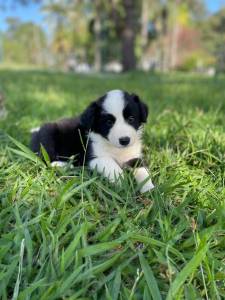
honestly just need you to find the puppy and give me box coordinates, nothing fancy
[31,90,154,193]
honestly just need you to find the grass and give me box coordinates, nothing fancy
[0,69,225,299]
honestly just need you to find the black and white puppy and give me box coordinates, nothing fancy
[31,90,154,193]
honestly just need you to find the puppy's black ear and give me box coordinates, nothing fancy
[80,101,98,130]
[132,94,149,123]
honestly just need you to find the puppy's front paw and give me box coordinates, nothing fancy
[134,167,155,193]
[140,179,155,193]
[108,168,124,183]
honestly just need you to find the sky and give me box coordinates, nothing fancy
[0,2,44,32]
[206,0,225,12]
[0,0,224,32]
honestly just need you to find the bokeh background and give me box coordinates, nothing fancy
[0,0,225,74]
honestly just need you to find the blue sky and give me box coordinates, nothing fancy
[0,2,44,32]
[206,0,225,12]
[0,0,224,32]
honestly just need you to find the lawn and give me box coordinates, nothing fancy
[0,69,225,299]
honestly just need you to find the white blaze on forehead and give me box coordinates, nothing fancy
[103,90,125,116]
[101,89,139,149]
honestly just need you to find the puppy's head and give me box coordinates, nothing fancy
[80,90,148,148]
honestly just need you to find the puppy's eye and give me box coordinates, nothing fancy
[106,119,113,126]
[127,116,135,124]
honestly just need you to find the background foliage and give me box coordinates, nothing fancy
[0,0,225,72]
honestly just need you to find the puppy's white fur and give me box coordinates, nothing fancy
[30,127,40,133]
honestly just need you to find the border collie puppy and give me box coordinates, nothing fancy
[31,90,154,193]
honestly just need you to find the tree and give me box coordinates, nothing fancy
[3,18,47,65]
[140,0,153,69]
[151,0,206,71]
[92,0,102,71]
[170,0,205,69]
[42,2,70,66]
[43,0,94,67]
[120,0,139,71]
[202,8,225,72]
[109,0,141,71]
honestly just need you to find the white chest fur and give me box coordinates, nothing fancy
[89,132,142,166]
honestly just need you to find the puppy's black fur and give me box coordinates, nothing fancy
[31,117,88,165]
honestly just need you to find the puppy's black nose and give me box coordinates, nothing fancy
[119,136,130,146]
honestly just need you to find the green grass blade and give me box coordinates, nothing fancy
[56,264,85,297]
[75,252,122,284]
[94,218,121,242]
[166,239,209,300]
[111,269,121,300]
[78,240,122,257]
[139,252,162,300]
[132,233,185,261]
[40,144,50,165]
[17,279,46,300]
[63,223,87,269]
[59,177,96,205]
[8,135,44,165]
[12,239,25,300]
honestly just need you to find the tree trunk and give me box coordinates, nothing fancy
[121,0,137,71]
[94,0,102,72]
[170,0,180,69]
[160,6,169,72]
[0,32,3,63]
[140,0,150,70]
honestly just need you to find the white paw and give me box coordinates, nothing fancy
[108,168,124,183]
[89,158,123,183]
[51,161,67,168]
[134,167,155,193]
[140,180,155,193]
